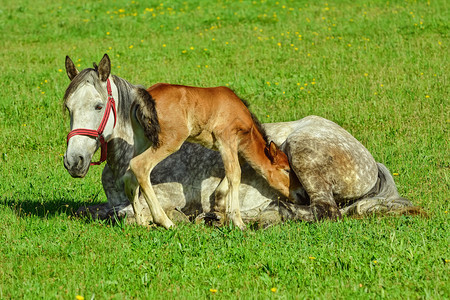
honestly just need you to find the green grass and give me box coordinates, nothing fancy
[0,0,448,298]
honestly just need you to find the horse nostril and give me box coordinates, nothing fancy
[77,155,84,168]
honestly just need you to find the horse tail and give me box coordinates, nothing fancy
[341,163,426,217]
[134,88,160,148]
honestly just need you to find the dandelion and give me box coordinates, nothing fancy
[300,87,304,90]
[309,256,315,260]
[425,95,430,98]
[75,296,84,300]
[347,43,352,47]
[163,44,166,47]
[364,73,368,77]
[271,287,277,292]
[58,69,62,72]
[210,289,217,293]
[106,32,110,35]
[129,45,134,49]
[393,173,399,176]
[373,260,378,264]
[190,46,194,50]
[181,50,187,54]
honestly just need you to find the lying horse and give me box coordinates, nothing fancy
[64,54,292,229]
[63,56,415,226]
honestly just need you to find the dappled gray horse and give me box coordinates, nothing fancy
[63,56,414,226]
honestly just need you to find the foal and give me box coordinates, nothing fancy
[128,85,292,230]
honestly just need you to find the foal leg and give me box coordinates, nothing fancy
[214,177,228,212]
[217,143,246,230]
[123,170,149,226]
[129,141,184,229]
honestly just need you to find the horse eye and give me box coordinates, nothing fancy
[95,104,103,111]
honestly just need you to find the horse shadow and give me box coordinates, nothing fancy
[1,197,104,220]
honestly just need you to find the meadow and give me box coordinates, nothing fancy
[0,0,448,298]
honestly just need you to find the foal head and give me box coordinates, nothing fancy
[264,141,292,197]
[63,54,116,177]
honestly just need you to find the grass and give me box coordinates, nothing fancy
[0,0,448,298]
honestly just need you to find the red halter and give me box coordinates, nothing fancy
[66,78,117,165]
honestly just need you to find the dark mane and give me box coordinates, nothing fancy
[239,98,270,146]
[134,88,161,148]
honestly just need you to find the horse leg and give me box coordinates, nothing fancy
[308,190,342,221]
[123,169,150,226]
[214,177,228,212]
[217,143,246,230]
[295,171,342,221]
[129,139,186,229]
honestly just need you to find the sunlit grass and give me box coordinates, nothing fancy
[0,0,448,298]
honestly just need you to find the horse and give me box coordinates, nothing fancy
[63,54,293,230]
[63,55,417,227]
[73,117,416,227]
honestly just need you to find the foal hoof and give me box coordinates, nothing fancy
[195,212,225,227]
[311,202,342,221]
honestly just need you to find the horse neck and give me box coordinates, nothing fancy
[106,76,139,178]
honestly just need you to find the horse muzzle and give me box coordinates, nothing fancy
[63,153,91,178]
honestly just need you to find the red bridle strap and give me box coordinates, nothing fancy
[66,78,117,165]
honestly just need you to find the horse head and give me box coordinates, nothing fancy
[63,54,117,178]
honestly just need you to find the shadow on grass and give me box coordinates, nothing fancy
[0,197,105,220]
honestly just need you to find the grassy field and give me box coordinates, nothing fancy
[0,0,448,298]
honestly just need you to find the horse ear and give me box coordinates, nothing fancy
[97,54,111,82]
[265,141,279,164]
[65,56,79,81]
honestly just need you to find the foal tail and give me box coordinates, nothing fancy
[341,163,426,217]
[134,88,161,148]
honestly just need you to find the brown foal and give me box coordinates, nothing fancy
[128,82,292,229]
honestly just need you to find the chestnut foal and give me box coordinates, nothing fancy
[127,81,292,229]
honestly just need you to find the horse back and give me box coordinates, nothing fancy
[147,83,255,140]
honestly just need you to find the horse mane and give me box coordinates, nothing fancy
[239,98,270,146]
[134,88,161,148]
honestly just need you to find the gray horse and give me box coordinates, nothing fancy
[63,56,415,227]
